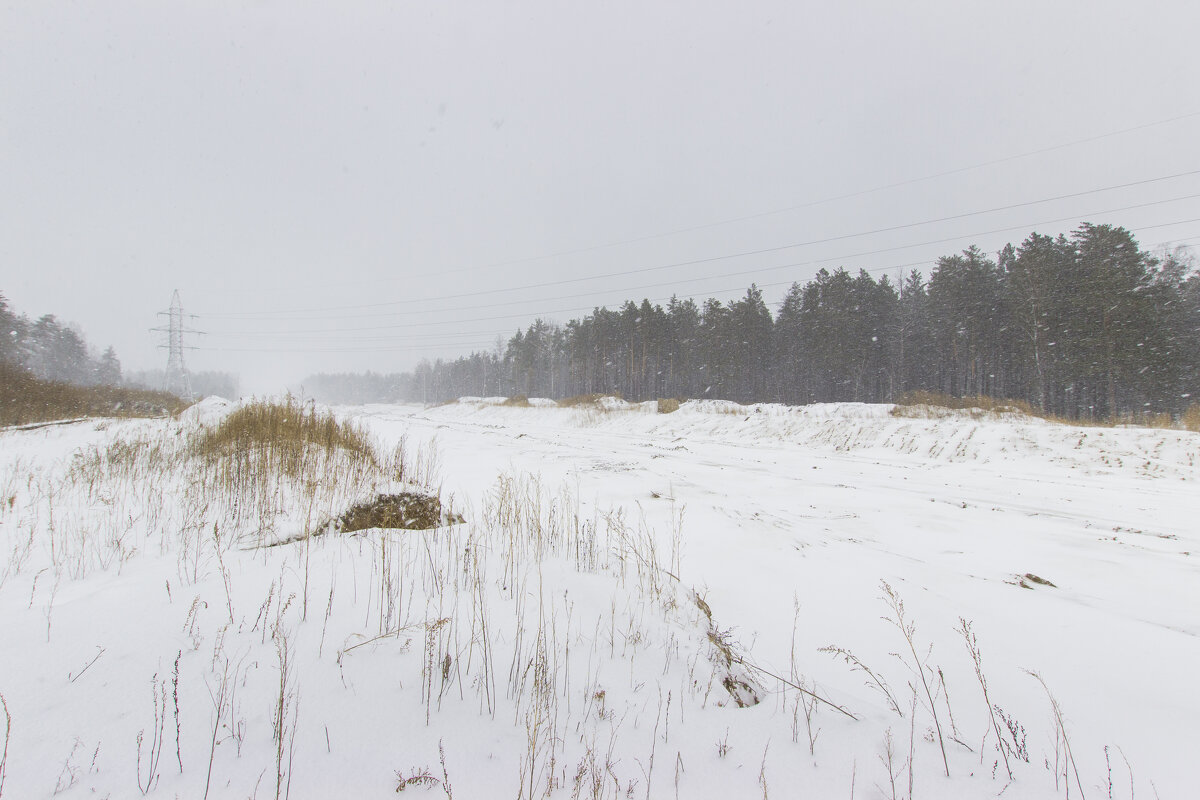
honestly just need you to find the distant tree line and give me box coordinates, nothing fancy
[304,223,1200,420]
[0,292,123,386]
[125,369,240,400]
[1,292,240,400]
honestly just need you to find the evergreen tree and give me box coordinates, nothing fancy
[698,299,732,398]
[728,285,774,402]
[97,346,122,385]
[1008,233,1072,412]
[893,270,934,395]
[774,283,806,404]
[927,247,1006,398]
[1067,223,1156,418]
[0,292,24,366]
[665,296,701,399]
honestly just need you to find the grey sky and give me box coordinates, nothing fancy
[3,1,1199,393]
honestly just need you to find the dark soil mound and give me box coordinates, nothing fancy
[337,492,457,532]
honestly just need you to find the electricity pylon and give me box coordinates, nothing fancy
[152,290,202,400]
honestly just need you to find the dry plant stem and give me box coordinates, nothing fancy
[757,741,770,800]
[1115,746,1134,799]
[1105,746,1113,800]
[1028,671,1086,800]
[878,729,900,800]
[747,658,858,720]
[819,646,900,718]
[203,656,240,800]
[936,666,970,752]
[172,651,183,774]
[957,618,1011,779]
[438,740,454,800]
[881,581,949,777]
[0,692,10,799]
[643,691,663,800]
[907,686,917,800]
[273,626,298,800]
[136,675,167,795]
[213,524,235,624]
[68,646,105,683]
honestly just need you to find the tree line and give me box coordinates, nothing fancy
[0,292,123,386]
[1,292,239,399]
[305,223,1200,420]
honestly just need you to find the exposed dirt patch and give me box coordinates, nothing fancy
[337,491,462,532]
[1019,573,1057,589]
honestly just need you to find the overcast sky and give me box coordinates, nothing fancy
[3,1,1200,393]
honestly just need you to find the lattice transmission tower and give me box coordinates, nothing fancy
[152,290,202,400]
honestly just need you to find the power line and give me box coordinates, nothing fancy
[195,229,1198,356]
[202,258,938,339]
[200,341,503,354]
[205,107,1200,299]
[459,109,1200,273]
[199,203,1200,339]
[202,169,1200,319]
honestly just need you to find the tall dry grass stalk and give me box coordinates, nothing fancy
[0,692,9,798]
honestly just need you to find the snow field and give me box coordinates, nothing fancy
[0,398,1197,798]
[0,405,830,798]
[350,398,1200,798]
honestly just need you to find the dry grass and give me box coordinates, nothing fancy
[556,394,608,408]
[891,391,1113,427]
[891,391,1036,416]
[502,395,531,407]
[192,397,377,472]
[189,399,385,544]
[892,390,1200,431]
[1140,412,1176,429]
[656,398,681,414]
[0,362,187,427]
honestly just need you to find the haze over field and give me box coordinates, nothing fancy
[3,2,1200,392]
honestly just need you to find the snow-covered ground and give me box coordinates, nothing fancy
[1,398,1196,798]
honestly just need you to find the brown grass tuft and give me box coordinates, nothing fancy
[656,398,681,414]
[502,395,531,407]
[1141,412,1175,429]
[193,398,378,475]
[1182,403,1200,433]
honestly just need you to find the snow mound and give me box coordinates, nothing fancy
[178,395,234,426]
